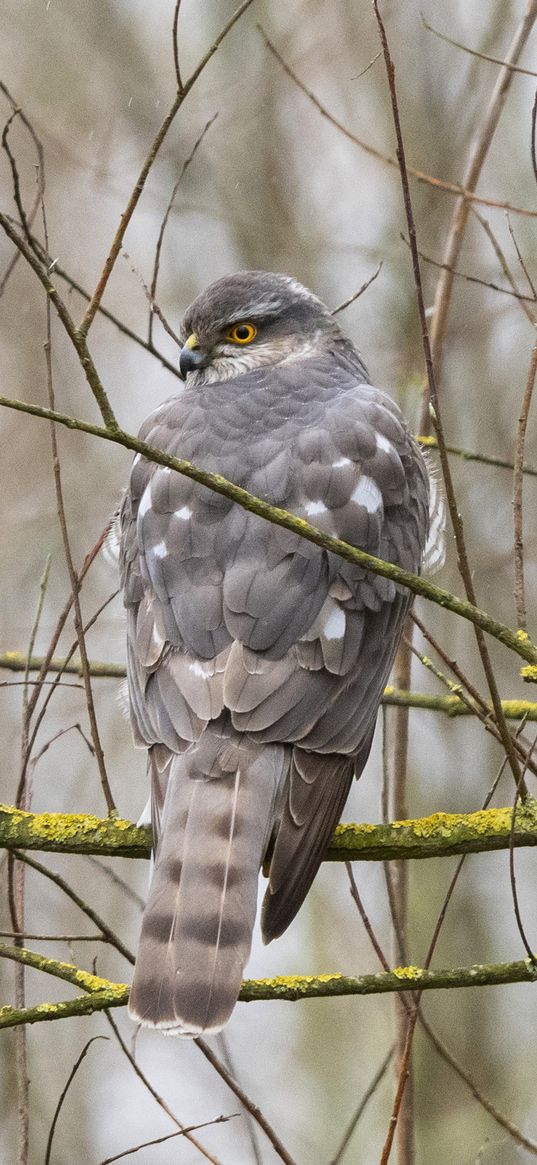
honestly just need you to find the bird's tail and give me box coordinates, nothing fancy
[128,728,285,1036]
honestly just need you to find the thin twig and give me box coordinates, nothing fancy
[78,0,256,337]
[407,624,537,777]
[0,82,44,296]
[417,433,537,477]
[39,186,115,813]
[104,1012,225,1165]
[509,735,537,964]
[513,343,537,628]
[507,214,537,300]
[216,1032,264,1165]
[414,243,537,307]
[374,0,527,803]
[148,113,218,345]
[419,1014,537,1157]
[421,15,537,78]
[0,213,118,428]
[44,1037,107,1165]
[331,261,383,314]
[328,1046,395,1165]
[471,206,536,327]
[195,1037,299,1165]
[12,850,135,966]
[172,0,183,90]
[12,547,52,1165]
[346,864,390,972]
[372,4,535,1156]
[97,1117,235,1165]
[389,635,415,1165]
[426,0,537,385]
[258,26,537,220]
[122,250,181,347]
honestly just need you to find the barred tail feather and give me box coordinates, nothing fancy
[129,734,284,1036]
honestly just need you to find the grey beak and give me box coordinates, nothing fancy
[179,343,210,379]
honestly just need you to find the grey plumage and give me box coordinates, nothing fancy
[120,270,430,1035]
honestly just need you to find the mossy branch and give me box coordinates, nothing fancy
[1,940,536,1030]
[2,802,537,862]
[4,652,537,722]
[1,394,537,669]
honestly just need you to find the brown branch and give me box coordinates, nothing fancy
[371,5,536,1156]
[427,0,537,382]
[331,262,383,315]
[422,15,537,78]
[172,0,183,91]
[104,1012,224,1165]
[78,0,256,337]
[13,850,135,966]
[259,26,537,219]
[470,206,537,327]
[0,213,118,429]
[39,191,115,813]
[97,1119,234,1165]
[148,113,218,345]
[44,1037,106,1165]
[376,1,527,814]
[194,1039,298,1165]
[415,243,537,307]
[328,1046,395,1165]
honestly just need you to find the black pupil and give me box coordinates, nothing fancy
[235,325,250,339]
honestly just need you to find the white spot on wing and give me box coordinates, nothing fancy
[138,485,152,519]
[152,541,167,559]
[351,476,382,514]
[175,506,192,520]
[305,500,327,516]
[151,623,163,648]
[375,433,394,455]
[189,660,211,677]
[333,457,352,468]
[323,607,346,640]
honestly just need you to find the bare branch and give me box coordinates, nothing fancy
[45,1037,107,1165]
[78,0,256,337]
[148,113,218,344]
[427,0,537,382]
[259,26,537,219]
[422,15,537,78]
[514,343,537,628]
[331,262,383,315]
[104,1012,224,1165]
[1,394,537,667]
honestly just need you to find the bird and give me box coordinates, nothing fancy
[119,270,430,1037]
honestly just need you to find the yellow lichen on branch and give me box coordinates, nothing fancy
[1,801,537,862]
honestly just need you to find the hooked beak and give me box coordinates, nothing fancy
[179,333,210,378]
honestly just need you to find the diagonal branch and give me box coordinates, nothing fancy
[1,393,537,667]
[78,0,256,337]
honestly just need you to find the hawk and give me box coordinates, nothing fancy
[120,270,430,1036]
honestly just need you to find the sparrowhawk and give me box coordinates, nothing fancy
[120,270,430,1036]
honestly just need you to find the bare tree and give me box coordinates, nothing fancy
[1,3,537,1163]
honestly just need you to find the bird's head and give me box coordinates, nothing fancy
[178,270,341,383]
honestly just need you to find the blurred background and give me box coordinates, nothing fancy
[1,1,537,1161]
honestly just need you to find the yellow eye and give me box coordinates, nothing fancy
[226,322,257,344]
